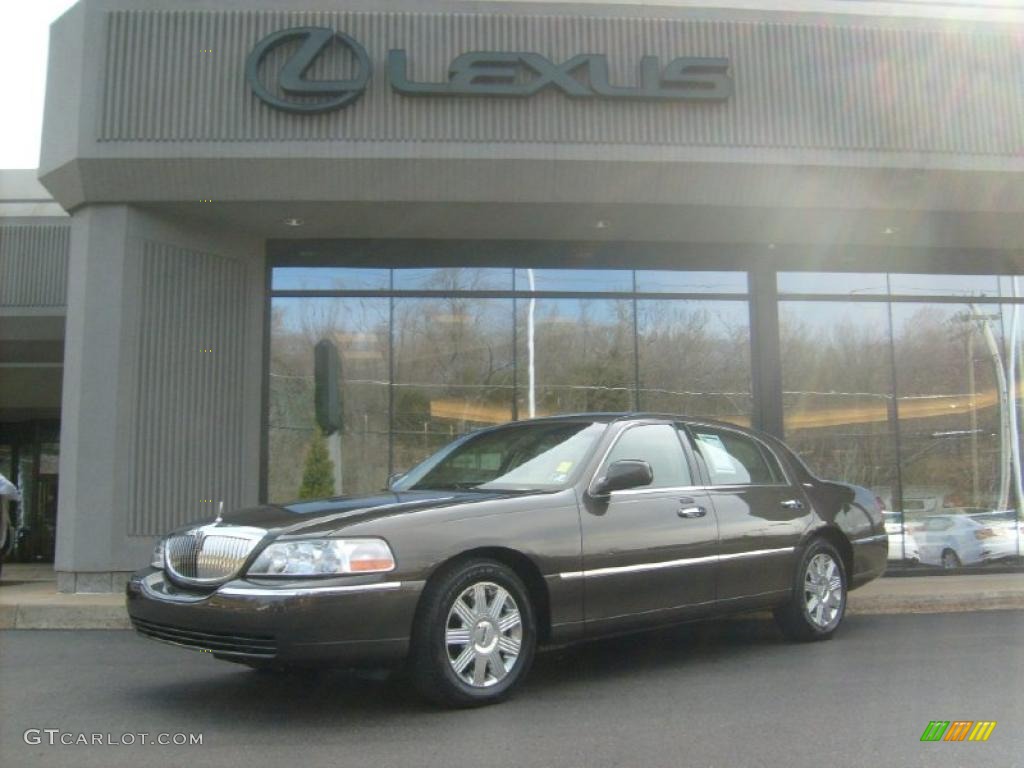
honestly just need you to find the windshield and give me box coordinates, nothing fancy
[393,421,607,492]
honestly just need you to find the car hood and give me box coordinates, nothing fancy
[215,489,528,537]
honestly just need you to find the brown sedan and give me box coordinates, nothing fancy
[127,414,887,706]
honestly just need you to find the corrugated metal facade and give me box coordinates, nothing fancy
[0,223,70,307]
[98,9,1024,155]
[128,240,248,535]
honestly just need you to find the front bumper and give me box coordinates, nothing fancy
[126,569,424,665]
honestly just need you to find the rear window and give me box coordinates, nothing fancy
[690,427,784,486]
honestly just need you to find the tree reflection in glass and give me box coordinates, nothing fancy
[515,298,635,416]
[638,300,752,424]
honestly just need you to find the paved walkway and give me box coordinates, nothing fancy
[2,563,1022,629]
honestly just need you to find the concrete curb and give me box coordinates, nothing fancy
[847,591,1024,615]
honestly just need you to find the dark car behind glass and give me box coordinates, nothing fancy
[127,414,887,706]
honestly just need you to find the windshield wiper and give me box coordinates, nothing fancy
[409,483,537,493]
[406,483,484,492]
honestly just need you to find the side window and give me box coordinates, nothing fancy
[604,424,692,489]
[690,427,784,486]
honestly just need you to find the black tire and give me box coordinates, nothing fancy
[773,538,847,642]
[940,549,961,570]
[411,559,536,708]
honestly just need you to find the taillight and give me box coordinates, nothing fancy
[875,496,886,513]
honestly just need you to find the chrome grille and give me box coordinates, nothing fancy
[164,525,265,585]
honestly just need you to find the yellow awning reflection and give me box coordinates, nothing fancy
[430,400,515,424]
[786,387,1011,431]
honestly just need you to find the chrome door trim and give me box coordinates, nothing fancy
[606,484,705,497]
[559,546,794,580]
[717,546,795,561]
[703,483,795,490]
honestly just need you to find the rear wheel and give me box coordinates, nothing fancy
[411,559,536,707]
[774,539,847,642]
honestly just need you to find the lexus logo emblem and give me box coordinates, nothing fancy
[246,27,371,113]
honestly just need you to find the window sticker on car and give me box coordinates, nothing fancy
[695,433,737,475]
[549,460,574,484]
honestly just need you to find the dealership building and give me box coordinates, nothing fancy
[1,0,1023,591]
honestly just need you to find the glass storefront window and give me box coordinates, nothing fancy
[777,272,888,296]
[268,258,1024,571]
[391,298,514,474]
[778,282,1024,569]
[272,267,390,291]
[392,268,512,291]
[268,297,390,502]
[269,264,755,503]
[513,269,633,293]
[635,271,748,294]
[779,300,898,501]
[1000,301,1024,561]
[268,257,1024,572]
[889,274,1000,298]
[637,300,752,424]
[999,275,1023,299]
[892,301,1021,567]
[515,298,635,415]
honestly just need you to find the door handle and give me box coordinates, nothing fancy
[780,499,805,511]
[678,506,707,519]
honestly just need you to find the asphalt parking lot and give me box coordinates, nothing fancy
[2,611,1022,768]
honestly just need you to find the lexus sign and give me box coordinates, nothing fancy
[246,26,732,113]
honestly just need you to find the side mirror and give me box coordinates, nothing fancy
[592,459,654,496]
[386,472,405,490]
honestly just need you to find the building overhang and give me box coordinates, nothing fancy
[36,0,1024,252]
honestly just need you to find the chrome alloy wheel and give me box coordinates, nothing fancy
[445,581,522,688]
[803,552,843,628]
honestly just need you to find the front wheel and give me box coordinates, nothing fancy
[411,559,536,707]
[774,539,847,642]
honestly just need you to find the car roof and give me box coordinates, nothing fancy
[498,412,757,433]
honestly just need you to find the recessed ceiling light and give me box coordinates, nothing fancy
[594,220,610,230]
[282,217,304,227]
[883,226,897,235]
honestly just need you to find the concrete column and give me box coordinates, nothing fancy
[54,206,264,592]
[55,206,136,592]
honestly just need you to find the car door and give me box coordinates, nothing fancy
[682,424,812,603]
[579,422,719,634]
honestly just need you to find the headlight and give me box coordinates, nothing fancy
[150,538,165,569]
[247,538,395,576]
